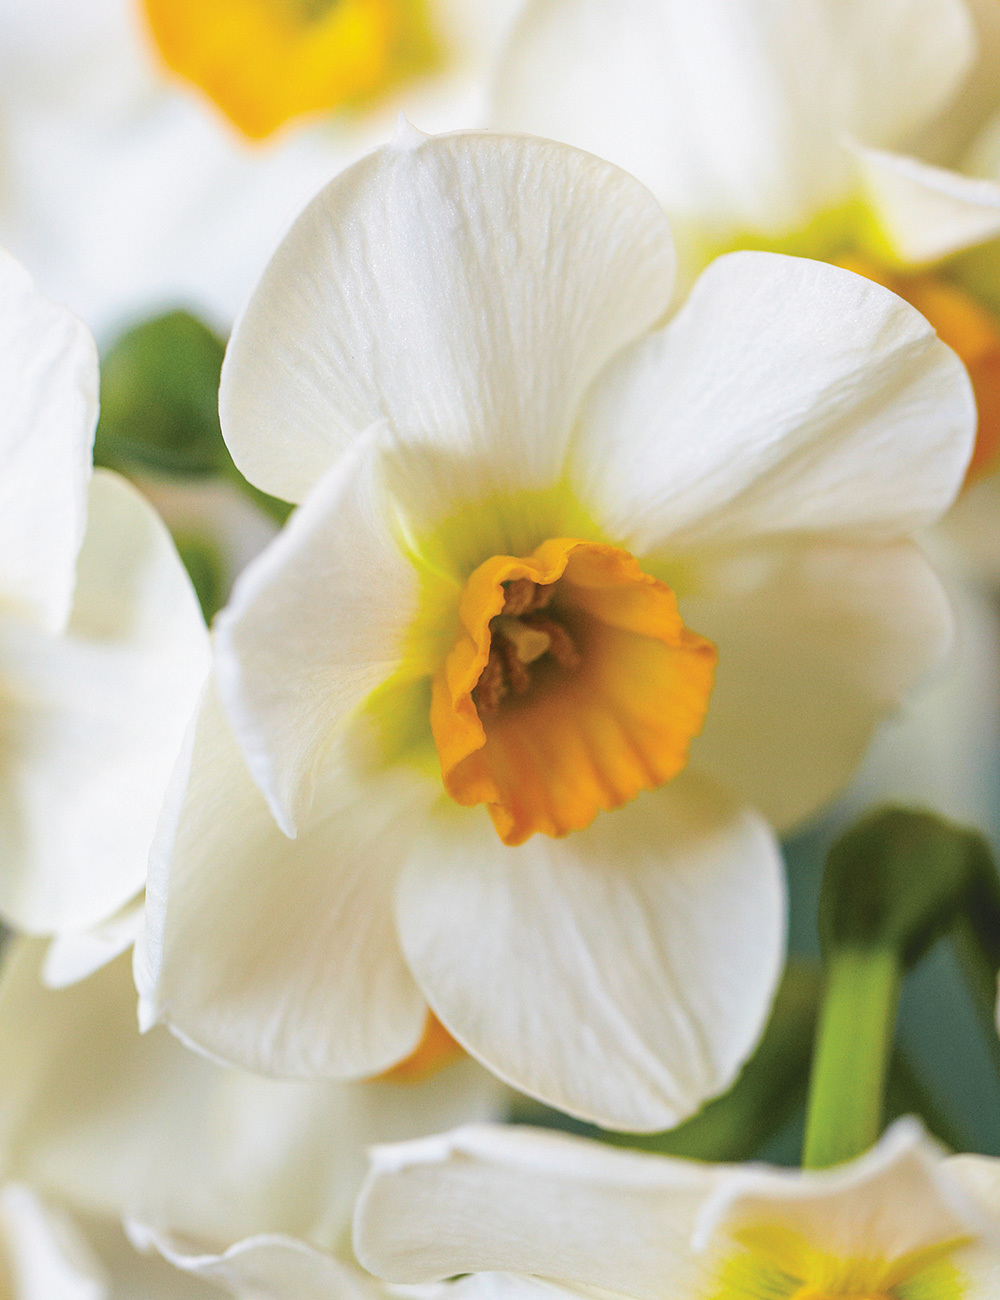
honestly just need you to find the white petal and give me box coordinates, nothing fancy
[0,941,504,1258]
[944,1155,1000,1290]
[695,1119,996,1264]
[911,0,1000,166]
[42,895,145,989]
[0,471,209,932]
[395,774,784,1131]
[126,1228,373,1300]
[686,540,954,831]
[214,429,421,836]
[74,1216,220,1300]
[0,247,96,633]
[354,1123,720,1296]
[141,684,429,1079]
[571,252,974,557]
[853,143,1000,263]
[492,0,973,270]
[0,1187,106,1300]
[835,552,1000,839]
[220,130,675,503]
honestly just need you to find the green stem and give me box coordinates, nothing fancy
[802,945,901,1169]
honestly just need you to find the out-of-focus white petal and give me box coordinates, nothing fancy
[493,0,973,270]
[853,143,1000,263]
[395,775,784,1132]
[0,248,96,633]
[946,1154,1000,1290]
[126,1227,374,1300]
[0,471,209,933]
[0,1185,105,1300]
[0,941,506,1258]
[220,130,675,503]
[911,0,1000,166]
[354,1123,721,1297]
[214,430,420,836]
[686,540,955,831]
[42,896,145,989]
[141,685,429,1080]
[572,252,974,557]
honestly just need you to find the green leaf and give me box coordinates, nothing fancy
[96,311,229,477]
[95,311,293,525]
[819,806,994,967]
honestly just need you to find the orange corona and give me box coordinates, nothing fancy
[431,538,717,845]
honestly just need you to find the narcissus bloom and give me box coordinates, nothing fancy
[354,1120,1000,1300]
[492,0,1000,485]
[0,0,523,333]
[0,248,209,958]
[141,129,974,1132]
[0,940,505,1299]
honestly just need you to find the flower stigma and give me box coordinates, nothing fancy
[141,0,440,139]
[430,538,717,846]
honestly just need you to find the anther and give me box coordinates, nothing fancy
[474,650,507,716]
[501,578,553,617]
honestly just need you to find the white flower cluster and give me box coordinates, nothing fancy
[2,1,1000,1297]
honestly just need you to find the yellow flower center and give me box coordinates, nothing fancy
[430,537,717,845]
[837,254,1000,484]
[712,1225,970,1300]
[141,0,439,139]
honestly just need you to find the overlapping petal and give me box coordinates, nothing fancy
[571,252,974,558]
[0,941,504,1259]
[684,540,955,831]
[0,248,96,634]
[354,1123,720,1296]
[0,471,209,933]
[395,774,784,1131]
[141,686,429,1079]
[220,129,675,503]
[853,143,1000,264]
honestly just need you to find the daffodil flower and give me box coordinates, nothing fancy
[0,247,209,956]
[139,128,974,1132]
[355,1119,1000,1300]
[492,0,1000,485]
[0,0,523,333]
[0,938,505,1299]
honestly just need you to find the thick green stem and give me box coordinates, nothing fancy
[802,945,902,1169]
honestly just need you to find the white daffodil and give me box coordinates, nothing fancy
[139,128,974,1133]
[492,0,1000,489]
[0,939,506,1300]
[355,1120,1000,1300]
[0,0,524,336]
[0,247,209,960]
